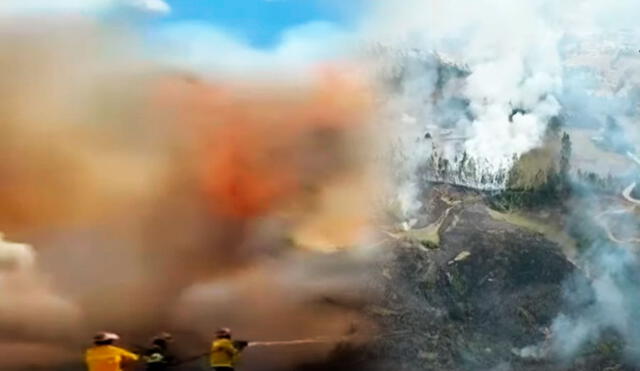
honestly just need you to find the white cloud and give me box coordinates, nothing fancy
[152,21,354,78]
[129,0,171,14]
[0,0,112,14]
[0,0,171,15]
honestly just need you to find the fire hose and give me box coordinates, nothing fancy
[245,336,345,348]
[173,336,353,365]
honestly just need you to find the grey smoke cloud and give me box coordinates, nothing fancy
[551,243,640,360]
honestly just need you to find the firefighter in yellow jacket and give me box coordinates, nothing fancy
[85,332,139,371]
[210,328,245,371]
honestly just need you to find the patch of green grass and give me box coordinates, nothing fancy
[487,208,577,255]
[405,224,441,246]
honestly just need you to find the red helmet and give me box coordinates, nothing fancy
[94,332,120,342]
[216,328,232,338]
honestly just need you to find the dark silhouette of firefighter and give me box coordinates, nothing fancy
[142,332,179,370]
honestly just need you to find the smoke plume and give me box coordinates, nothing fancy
[0,10,380,370]
[365,0,640,219]
[363,0,640,365]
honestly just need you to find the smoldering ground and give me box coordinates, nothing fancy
[0,15,382,371]
[543,186,640,366]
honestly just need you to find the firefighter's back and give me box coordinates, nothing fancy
[210,338,238,369]
[85,345,135,371]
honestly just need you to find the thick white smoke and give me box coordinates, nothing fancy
[366,0,566,218]
[0,235,80,342]
[366,0,640,219]
[367,0,640,362]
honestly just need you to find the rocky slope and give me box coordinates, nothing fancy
[369,185,631,371]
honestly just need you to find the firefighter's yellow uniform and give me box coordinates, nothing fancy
[210,338,240,368]
[85,345,139,371]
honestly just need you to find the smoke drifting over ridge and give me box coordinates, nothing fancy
[369,0,563,218]
[368,0,640,219]
[365,0,640,364]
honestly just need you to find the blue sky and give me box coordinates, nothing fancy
[0,0,367,51]
[0,0,368,73]
[156,0,366,48]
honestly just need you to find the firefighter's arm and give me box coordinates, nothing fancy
[119,348,140,362]
[222,341,240,356]
[233,340,249,351]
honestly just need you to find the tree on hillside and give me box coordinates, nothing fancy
[560,132,572,193]
[547,116,562,138]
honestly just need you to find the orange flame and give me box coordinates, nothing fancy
[156,69,373,219]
